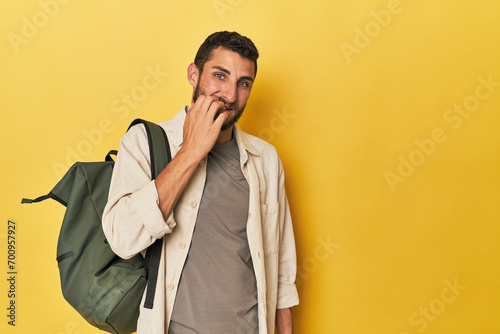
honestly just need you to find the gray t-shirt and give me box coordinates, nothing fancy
[169,139,258,334]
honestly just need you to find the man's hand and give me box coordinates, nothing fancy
[154,96,227,220]
[181,95,228,162]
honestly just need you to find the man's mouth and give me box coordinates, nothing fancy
[215,108,233,120]
[216,96,236,112]
[220,104,235,114]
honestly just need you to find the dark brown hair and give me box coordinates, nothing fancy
[194,31,259,76]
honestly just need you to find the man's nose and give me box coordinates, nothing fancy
[221,83,237,104]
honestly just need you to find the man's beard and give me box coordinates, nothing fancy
[193,82,246,131]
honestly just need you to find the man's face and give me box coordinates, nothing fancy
[192,47,255,131]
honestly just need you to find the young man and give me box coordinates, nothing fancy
[103,31,299,334]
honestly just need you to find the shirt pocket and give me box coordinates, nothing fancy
[260,202,279,255]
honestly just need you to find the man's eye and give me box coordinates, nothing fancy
[238,81,248,87]
[215,73,224,79]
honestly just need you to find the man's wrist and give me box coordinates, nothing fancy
[276,307,293,334]
[176,146,205,168]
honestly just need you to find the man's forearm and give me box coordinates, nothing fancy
[276,307,293,334]
[155,147,201,219]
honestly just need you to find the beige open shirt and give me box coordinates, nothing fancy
[102,107,299,333]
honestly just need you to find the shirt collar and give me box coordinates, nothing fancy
[233,124,260,158]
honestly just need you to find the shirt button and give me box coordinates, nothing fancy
[167,283,174,291]
[190,200,197,208]
[179,242,186,249]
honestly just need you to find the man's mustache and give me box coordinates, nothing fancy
[216,96,238,110]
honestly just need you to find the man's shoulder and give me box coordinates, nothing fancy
[157,107,187,138]
[119,109,185,155]
[157,115,179,130]
[237,128,281,163]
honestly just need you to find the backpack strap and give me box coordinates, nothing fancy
[21,191,67,206]
[127,119,172,310]
[127,119,172,179]
[22,194,56,204]
[105,150,118,161]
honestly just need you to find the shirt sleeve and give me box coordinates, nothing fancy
[276,157,300,309]
[102,123,176,259]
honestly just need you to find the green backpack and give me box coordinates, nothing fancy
[22,119,171,334]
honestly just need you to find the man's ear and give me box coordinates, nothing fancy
[187,62,199,88]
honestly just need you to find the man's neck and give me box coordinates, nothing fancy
[216,126,234,143]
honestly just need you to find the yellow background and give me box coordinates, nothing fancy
[1,0,500,333]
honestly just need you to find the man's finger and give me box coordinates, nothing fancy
[207,99,226,119]
[197,95,219,115]
[190,95,206,114]
[213,111,228,129]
